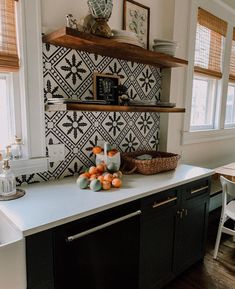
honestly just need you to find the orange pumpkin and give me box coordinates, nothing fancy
[102,180,111,190]
[112,178,122,188]
[96,163,105,173]
[103,173,113,183]
[89,166,98,175]
[92,146,103,155]
[79,172,90,179]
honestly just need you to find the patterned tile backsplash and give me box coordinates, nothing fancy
[16,43,161,185]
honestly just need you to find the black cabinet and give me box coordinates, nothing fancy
[26,230,54,289]
[140,177,210,289]
[26,177,211,289]
[174,178,210,274]
[140,188,179,289]
[53,200,140,289]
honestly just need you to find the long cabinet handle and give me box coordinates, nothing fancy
[152,196,177,209]
[191,186,209,195]
[66,210,142,243]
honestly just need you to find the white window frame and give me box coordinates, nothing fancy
[0,74,15,147]
[182,0,235,145]
[225,83,235,128]
[190,75,218,131]
[0,0,48,176]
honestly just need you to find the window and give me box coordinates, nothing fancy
[225,84,235,127]
[191,76,217,130]
[0,0,47,175]
[225,29,235,127]
[0,75,14,150]
[190,8,227,131]
[0,0,19,155]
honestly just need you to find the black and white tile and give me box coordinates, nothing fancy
[16,43,161,185]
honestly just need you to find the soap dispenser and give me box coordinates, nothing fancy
[0,159,16,197]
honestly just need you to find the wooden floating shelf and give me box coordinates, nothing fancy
[46,103,186,113]
[42,27,188,68]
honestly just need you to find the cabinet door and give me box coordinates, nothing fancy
[54,201,140,289]
[140,189,178,289]
[26,230,55,289]
[174,178,210,274]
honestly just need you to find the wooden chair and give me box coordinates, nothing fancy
[213,176,235,259]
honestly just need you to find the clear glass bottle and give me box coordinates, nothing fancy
[5,145,12,159]
[11,136,23,159]
[0,159,16,196]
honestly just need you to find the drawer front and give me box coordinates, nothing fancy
[183,177,211,200]
[141,188,179,216]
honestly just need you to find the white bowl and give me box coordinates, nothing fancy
[153,46,176,56]
[153,38,178,45]
[112,29,137,38]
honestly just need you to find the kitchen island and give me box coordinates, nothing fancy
[0,164,214,289]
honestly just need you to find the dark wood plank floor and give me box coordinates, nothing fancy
[163,209,235,289]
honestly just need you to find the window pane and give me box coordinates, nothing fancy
[190,77,216,129]
[225,84,235,127]
[0,76,11,150]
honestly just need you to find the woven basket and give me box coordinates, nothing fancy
[121,151,180,175]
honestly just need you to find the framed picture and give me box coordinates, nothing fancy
[93,73,120,104]
[123,0,150,49]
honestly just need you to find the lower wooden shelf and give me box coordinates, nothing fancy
[46,103,186,113]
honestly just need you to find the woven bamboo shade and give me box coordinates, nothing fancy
[0,0,19,72]
[194,8,227,79]
[229,28,235,82]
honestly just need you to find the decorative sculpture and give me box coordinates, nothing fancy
[87,0,113,38]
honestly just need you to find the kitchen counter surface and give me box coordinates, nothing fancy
[0,164,213,236]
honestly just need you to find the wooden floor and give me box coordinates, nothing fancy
[164,209,235,289]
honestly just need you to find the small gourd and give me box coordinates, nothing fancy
[90,179,102,191]
[76,177,89,189]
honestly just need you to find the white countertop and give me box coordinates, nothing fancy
[0,164,214,236]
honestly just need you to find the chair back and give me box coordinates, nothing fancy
[220,176,235,199]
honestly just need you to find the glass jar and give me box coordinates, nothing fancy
[0,159,16,196]
[11,136,23,159]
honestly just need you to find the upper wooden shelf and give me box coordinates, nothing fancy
[46,103,185,113]
[42,27,188,69]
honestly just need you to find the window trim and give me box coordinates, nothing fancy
[182,127,235,145]
[190,75,218,131]
[0,0,48,176]
[224,82,235,128]
[0,74,14,148]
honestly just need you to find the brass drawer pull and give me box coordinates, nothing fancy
[191,185,209,195]
[177,209,183,219]
[152,196,177,209]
